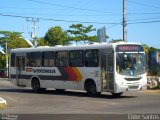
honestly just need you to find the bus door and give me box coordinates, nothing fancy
[16,56,25,86]
[101,54,114,91]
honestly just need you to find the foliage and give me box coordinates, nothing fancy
[9,37,30,49]
[0,31,30,51]
[0,31,30,69]
[142,44,150,53]
[0,53,5,69]
[67,24,97,44]
[44,26,69,46]
[110,39,123,43]
[36,37,49,46]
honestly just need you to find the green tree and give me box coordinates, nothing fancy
[36,37,49,46]
[0,53,5,69]
[44,26,69,46]
[110,39,123,43]
[0,31,30,69]
[142,44,150,54]
[0,31,30,50]
[67,24,97,44]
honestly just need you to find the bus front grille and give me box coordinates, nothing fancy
[128,86,139,89]
[124,77,142,81]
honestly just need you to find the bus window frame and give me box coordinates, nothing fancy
[69,50,84,67]
[55,51,69,67]
[85,49,99,67]
[27,52,42,67]
[42,51,55,67]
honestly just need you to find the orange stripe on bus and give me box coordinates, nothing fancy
[72,67,82,81]
[64,67,77,81]
[64,67,82,81]
[68,67,78,81]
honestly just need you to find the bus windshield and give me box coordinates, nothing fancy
[116,53,146,76]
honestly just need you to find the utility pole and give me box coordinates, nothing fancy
[5,41,8,77]
[123,0,127,42]
[26,18,39,47]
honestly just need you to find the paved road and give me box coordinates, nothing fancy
[0,79,160,115]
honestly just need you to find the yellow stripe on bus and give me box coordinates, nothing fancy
[72,67,82,81]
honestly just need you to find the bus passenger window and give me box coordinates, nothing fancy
[42,51,55,67]
[70,50,84,67]
[85,49,99,67]
[55,51,69,67]
[29,52,41,67]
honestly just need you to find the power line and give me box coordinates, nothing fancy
[127,17,160,22]
[1,13,160,25]
[127,0,160,9]
[0,12,121,17]
[0,7,121,15]
[3,10,160,16]
[128,19,160,24]
[0,6,123,12]
[0,7,68,10]
[106,23,121,29]
[26,0,110,14]
[128,12,160,15]
[0,13,119,25]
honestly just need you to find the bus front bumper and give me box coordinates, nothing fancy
[114,83,147,93]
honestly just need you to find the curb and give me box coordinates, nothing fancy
[0,97,7,109]
[142,90,160,95]
[0,78,9,81]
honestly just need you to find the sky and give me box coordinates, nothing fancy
[1,0,160,50]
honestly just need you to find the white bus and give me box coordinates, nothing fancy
[9,42,147,96]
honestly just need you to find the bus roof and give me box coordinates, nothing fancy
[10,42,142,53]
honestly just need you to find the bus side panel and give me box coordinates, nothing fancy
[80,67,101,92]
[9,67,18,86]
[39,67,101,92]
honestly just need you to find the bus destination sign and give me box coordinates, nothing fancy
[116,45,144,52]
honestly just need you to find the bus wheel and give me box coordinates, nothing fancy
[40,88,46,92]
[86,81,97,96]
[32,78,41,93]
[55,89,65,93]
[111,92,123,97]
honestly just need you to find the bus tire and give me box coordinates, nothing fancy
[111,92,123,97]
[85,80,97,96]
[31,78,41,93]
[40,88,46,92]
[55,89,65,93]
